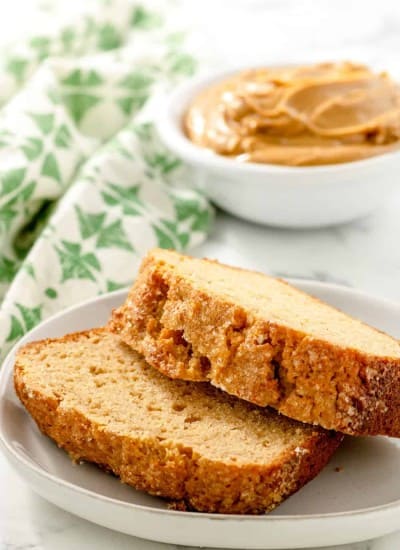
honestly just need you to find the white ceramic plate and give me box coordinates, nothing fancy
[1,282,400,549]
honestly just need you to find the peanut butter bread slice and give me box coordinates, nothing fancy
[15,329,341,514]
[109,248,400,437]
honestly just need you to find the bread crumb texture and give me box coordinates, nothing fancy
[14,329,341,514]
[109,248,400,436]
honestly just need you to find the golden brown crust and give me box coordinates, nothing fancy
[14,330,341,515]
[109,249,400,437]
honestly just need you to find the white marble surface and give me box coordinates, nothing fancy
[3,202,400,550]
[2,0,400,549]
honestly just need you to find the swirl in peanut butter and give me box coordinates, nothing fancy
[184,62,400,166]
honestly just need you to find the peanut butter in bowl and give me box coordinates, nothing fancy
[183,62,400,166]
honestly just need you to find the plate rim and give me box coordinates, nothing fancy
[1,281,400,523]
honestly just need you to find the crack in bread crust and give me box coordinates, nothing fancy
[109,250,400,436]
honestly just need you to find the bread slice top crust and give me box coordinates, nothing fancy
[14,329,341,514]
[142,249,400,358]
[109,249,400,436]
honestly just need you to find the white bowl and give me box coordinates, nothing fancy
[157,69,400,228]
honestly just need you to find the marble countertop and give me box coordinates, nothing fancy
[2,0,400,549]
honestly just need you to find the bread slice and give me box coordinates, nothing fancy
[15,329,341,514]
[109,248,400,437]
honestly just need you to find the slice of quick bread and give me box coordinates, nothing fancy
[14,329,341,514]
[109,248,400,437]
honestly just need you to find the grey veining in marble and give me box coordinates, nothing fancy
[2,0,400,549]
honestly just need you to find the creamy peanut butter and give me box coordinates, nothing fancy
[184,62,400,166]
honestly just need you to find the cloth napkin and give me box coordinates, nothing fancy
[0,0,213,360]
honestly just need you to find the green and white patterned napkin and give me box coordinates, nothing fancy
[0,0,213,360]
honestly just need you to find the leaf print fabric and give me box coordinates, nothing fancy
[0,0,213,360]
